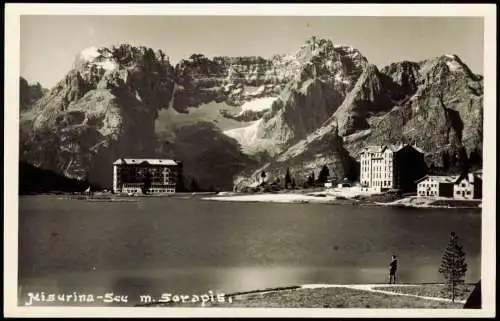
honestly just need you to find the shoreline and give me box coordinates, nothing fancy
[20,191,482,209]
[201,192,481,209]
[137,282,474,308]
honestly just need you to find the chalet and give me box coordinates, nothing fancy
[416,175,457,197]
[454,172,482,199]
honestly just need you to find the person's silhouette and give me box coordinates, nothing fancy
[389,255,398,284]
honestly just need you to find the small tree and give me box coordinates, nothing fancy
[141,170,152,195]
[317,165,330,184]
[306,174,314,187]
[439,231,468,302]
[284,168,292,189]
[190,178,199,192]
[260,171,267,184]
[442,150,451,171]
[176,176,187,192]
[468,148,482,169]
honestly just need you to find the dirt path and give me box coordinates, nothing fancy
[300,284,466,304]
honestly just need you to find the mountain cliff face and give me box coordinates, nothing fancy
[20,39,483,190]
[223,40,369,156]
[341,54,483,165]
[234,53,483,188]
[21,45,176,186]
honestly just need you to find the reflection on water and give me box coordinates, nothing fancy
[18,196,481,306]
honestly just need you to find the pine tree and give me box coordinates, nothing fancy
[176,176,186,192]
[141,170,152,195]
[439,232,468,302]
[190,178,199,192]
[442,150,451,171]
[284,168,292,189]
[468,148,482,166]
[306,174,313,187]
[317,165,330,184]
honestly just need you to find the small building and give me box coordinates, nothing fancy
[323,176,337,189]
[112,158,183,195]
[416,175,456,197]
[337,182,351,188]
[454,172,482,199]
[336,177,351,188]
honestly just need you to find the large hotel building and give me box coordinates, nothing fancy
[359,144,427,192]
[112,158,182,194]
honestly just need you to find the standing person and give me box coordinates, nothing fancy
[389,255,398,284]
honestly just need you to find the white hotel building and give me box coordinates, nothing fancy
[360,145,396,192]
[359,144,427,192]
[112,158,182,195]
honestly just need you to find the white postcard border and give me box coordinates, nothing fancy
[4,3,496,318]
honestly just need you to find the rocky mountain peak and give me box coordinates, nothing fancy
[330,63,395,136]
[380,60,421,101]
[73,46,115,69]
[418,53,479,82]
[286,37,368,85]
[22,43,177,185]
[296,37,366,63]
[20,40,483,190]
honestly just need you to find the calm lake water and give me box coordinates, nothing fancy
[18,196,481,306]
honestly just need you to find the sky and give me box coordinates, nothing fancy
[20,15,484,88]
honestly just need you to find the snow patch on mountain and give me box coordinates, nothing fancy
[76,46,118,72]
[80,47,101,61]
[97,60,118,71]
[446,60,462,72]
[238,97,277,115]
[223,119,280,155]
[156,100,247,140]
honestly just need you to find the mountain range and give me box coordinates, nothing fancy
[19,37,483,190]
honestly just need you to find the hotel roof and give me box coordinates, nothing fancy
[357,143,426,157]
[415,175,458,184]
[113,158,179,166]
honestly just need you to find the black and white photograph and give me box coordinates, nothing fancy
[4,3,496,318]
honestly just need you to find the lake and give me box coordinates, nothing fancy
[17,196,481,306]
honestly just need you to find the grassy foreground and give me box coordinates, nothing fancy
[373,284,475,302]
[151,286,468,308]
